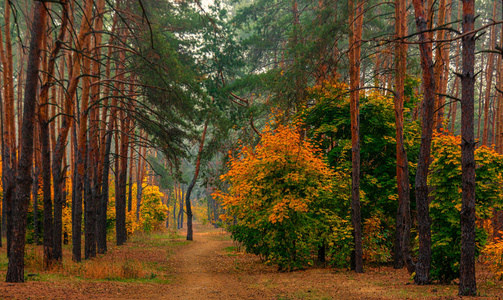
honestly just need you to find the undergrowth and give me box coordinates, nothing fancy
[0,229,183,283]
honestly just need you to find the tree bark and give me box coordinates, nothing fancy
[433,0,447,131]
[459,0,477,295]
[348,0,364,273]
[73,38,91,262]
[186,121,209,241]
[116,103,131,245]
[52,0,93,262]
[97,131,112,254]
[482,0,498,146]
[393,0,414,273]
[449,37,461,134]
[136,138,146,221]
[6,0,47,282]
[1,0,17,258]
[128,142,134,212]
[38,0,68,268]
[411,0,436,285]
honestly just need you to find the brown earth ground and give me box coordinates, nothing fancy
[0,223,502,299]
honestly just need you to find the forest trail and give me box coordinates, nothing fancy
[1,223,502,299]
[165,223,261,299]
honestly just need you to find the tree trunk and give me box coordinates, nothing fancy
[412,0,436,285]
[32,139,40,245]
[476,54,486,140]
[449,37,461,134]
[74,39,91,262]
[348,0,364,273]
[186,121,209,241]
[433,0,450,131]
[6,1,47,282]
[38,0,67,268]
[116,107,130,245]
[393,0,414,273]
[84,142,96,258]
[1,0,17,258]
[128,143,134,212]
[482,0,498,146]
[97,131,112,254]
[136,138,146,221]
[459,0,477,295]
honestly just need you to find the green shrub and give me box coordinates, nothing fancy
[429,132,503,283]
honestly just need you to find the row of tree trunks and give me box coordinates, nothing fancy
[0,0,145,282]
[52,0,94,263]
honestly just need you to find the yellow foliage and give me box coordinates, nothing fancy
[362,213,391,264]
[483,235,503,280]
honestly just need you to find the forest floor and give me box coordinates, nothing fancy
[0,223,502,299]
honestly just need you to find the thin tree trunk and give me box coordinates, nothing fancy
[450,36,461,134]
[482,0,498,146]
[116,106,130,245]
[186,121,209,241]
[496,0,503,153]
[97,131,112,254]
[32,132,40,245]
[477,54,486,140]
[39,0,68,268]
[393,0,414,273]
[412,0,436,285]
[434,0,448,131]
[89,0,105,258]
[6,1,47,282]
[136,137,146,221]
[128,142,134,212]
[74,39,91,262]
[96,12,118,254]
[348,0,364,274]
[84,140,96,258]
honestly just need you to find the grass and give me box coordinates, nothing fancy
[0,229,186,284]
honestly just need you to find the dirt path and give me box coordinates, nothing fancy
[0,223,502,299]
[165,224,263,299]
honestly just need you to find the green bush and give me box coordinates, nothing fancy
[429,133,503,283]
